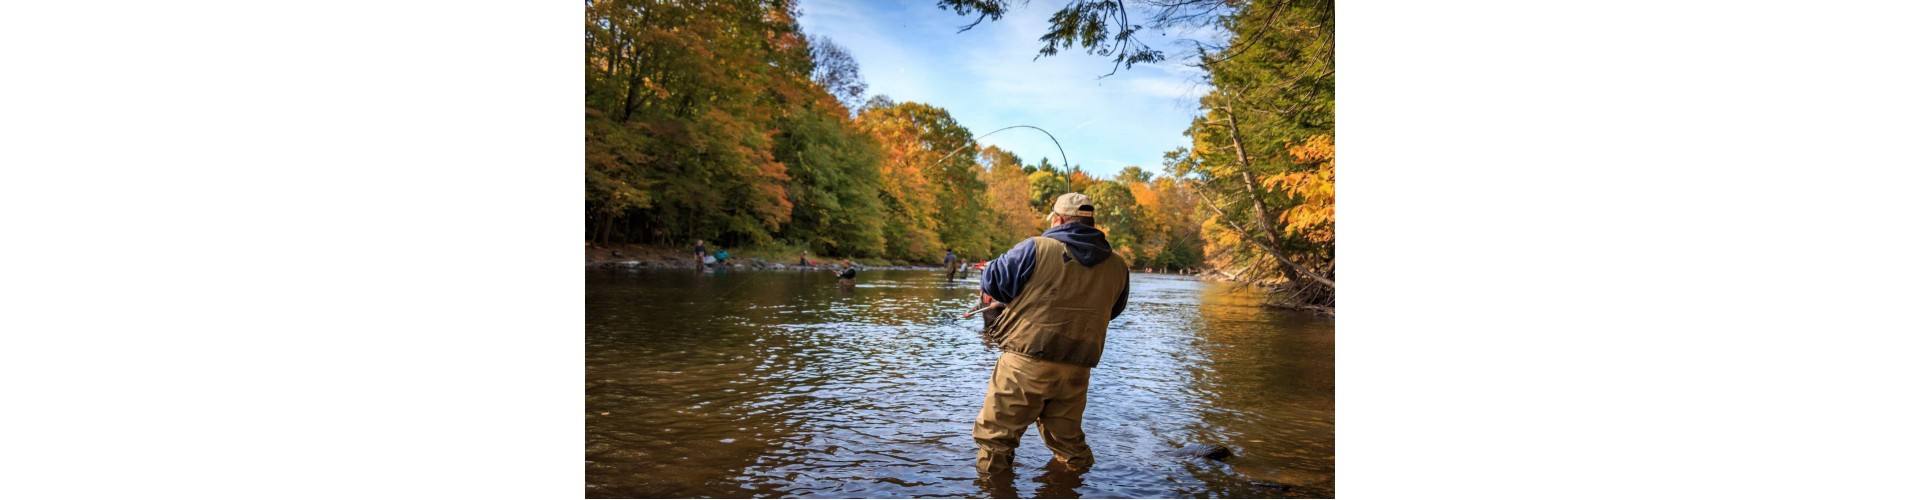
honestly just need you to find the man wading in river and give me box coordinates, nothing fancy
[972,193,1130,475]
[944,248,960,281]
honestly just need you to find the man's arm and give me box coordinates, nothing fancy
[1110,278,1129,319]
[980,238,1038,304]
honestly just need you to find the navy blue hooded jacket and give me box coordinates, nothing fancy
[980,222,1129,319]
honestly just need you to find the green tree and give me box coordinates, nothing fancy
[1027,170,1070,213]
[772,91,887,257]
[1083,180,1138,263]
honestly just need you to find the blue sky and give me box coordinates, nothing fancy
[795,0,1219,178]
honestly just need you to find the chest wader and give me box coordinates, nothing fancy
[972,237,1128,474]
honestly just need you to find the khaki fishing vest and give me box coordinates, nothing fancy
[988,236,1130,368]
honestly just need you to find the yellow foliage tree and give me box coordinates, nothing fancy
[979,146,1042,254]
[1068,170,1094,193]
[1262,134,1334,245]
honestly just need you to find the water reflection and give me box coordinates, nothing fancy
[972,460,1090,499]
[586,269,1333,498]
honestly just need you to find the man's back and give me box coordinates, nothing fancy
[988,236,1129,367]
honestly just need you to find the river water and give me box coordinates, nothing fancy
[586,268,1333,498]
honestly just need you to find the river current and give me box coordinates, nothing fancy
[586,268,1333,498]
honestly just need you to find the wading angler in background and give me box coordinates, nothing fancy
[972,193,1131,475]
[944,248,960,280]
[833,260,859,288]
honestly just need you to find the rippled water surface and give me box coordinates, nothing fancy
[586,269,1333,498]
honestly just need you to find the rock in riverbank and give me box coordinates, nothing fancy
[1170,444,1234,461]
[1242,468,1332,490]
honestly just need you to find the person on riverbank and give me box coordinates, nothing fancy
[944,249,960,280]
[972,193,1131,475]
[799,250,812,267]
[713,249,730,268]
[694,240,707,269]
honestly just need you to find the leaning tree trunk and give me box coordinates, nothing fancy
[1208,102,1335,313]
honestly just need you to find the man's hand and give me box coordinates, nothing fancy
[961,299,1005,319]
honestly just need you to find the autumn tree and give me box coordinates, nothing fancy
[1067,169,1095,193]
[1265,134,1333,248]
[1133,176,1205,271]
[586,0,903,263]
[979,146,1042,253]
[585,0,806,247]
[1173,0,1335,311]
[857,99,993,260]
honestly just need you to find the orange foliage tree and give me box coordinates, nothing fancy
[1264,134,1333,245]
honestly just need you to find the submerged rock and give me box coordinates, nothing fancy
[1242,468,1331,488]
[1249,480,1290,491]
[1170,444,1233,461]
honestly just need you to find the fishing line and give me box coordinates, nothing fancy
[712,267,762,298]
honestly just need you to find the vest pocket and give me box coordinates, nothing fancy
[1030,307,1104,366]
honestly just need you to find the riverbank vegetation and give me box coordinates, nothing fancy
[586,0,1331,311]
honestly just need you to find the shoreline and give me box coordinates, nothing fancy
[586,243,948,271]
[584,243,1224,279]
[584,243,1321,314]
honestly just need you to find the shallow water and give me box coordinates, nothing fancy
[586,268,1333,498]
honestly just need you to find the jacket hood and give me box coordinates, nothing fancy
[1042,222,1115,266]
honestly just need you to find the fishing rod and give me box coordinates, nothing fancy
[960,299,1004,319]
[938,298,1003,326]
[924,125,1071,174]
[917,124,1066,326]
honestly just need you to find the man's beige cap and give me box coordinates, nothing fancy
[1051,192,1096,218]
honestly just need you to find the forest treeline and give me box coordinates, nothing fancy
[587,0,1331,309]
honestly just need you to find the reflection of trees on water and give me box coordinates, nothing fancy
[1179,281,1336,497]
[586,270,810,498]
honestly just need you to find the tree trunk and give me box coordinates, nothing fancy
[598,213,615,247]
[1219,103,1335,291]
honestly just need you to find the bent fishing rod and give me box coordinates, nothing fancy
[924,124,1071,177]
[916,124,1069,324]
